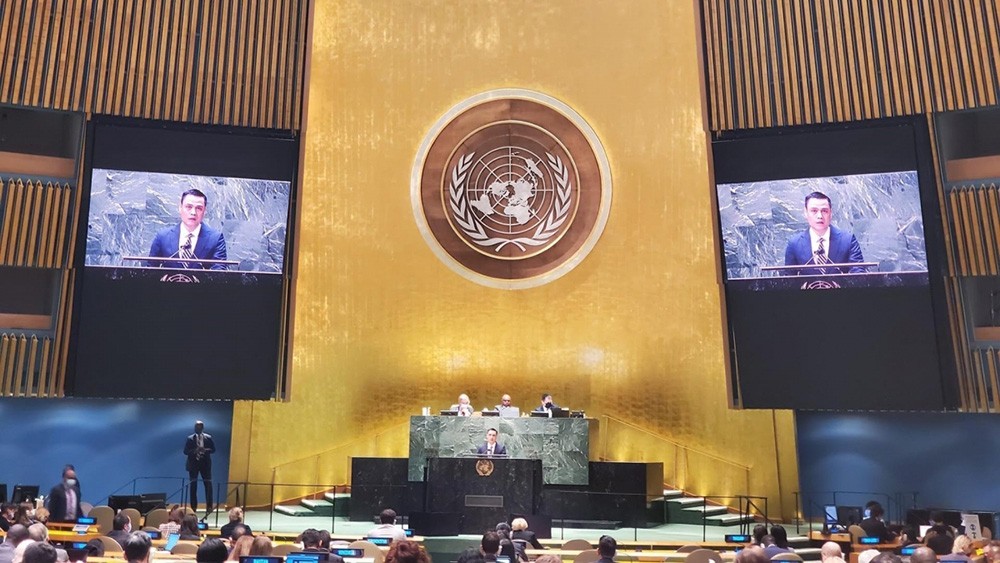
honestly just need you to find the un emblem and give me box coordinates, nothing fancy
[413,90,611,289]
[476,459,495,477]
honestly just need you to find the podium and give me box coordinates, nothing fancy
[424,457,542,534]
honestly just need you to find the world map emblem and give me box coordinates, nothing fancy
[412,90,612,289]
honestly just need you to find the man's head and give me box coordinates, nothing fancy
[231,524,249,540]
[27,523,48,542]
[300,528,322,549]
[113,512,131,532]
[123,531,152,563]
[820,541,843,561]
[380,508,397,525]
[195,538,228,563]
[486,429,498,445]
[734,546,769,563]
[6,524,29,545]
[458,394,470,406]
[179,189,208,233]
[23,542,57,563]
[870,553,902,563]
[598,536,617,558]
[495,522,511,539]
[803,191,832,235]
[910,546,938,563]
[867,501,884,519]
[194,420,205,434]
[480,531,500,556]
[62,465,77,488]
[228,507,243,523]
[541,394,552,406]
[500,395,512,407]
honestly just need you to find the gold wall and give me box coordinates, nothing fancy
[230,0,799,519]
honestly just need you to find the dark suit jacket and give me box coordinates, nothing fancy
[46,483,82,522]
[475,442,507,455]
[511,530,544,550]
[860,517,895,542]
[106,530,130,548]
[184,432,216,472]
[784,225,865,274]
[148,224,228,269]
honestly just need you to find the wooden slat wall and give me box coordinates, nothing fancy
[0,333,54,398]
[0,0,308,129]
[0,178,73,268]
[702,0,1000,131]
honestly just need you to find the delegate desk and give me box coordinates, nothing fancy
[409,415,595,485]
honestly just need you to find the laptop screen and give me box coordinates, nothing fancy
[164,533,181,551]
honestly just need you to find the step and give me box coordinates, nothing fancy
[274,504,316,517]
[683,505,730,516]
[705,513,756,526]
[668,497,706,506]
[322,493,351,516]
[301,499,334,516]
[662,489,684,499]
[560,519,622,530]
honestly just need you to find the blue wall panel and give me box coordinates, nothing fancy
[797,411,1000,513]
[0,399,232,506]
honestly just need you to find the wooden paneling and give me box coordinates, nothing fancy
[0,332,53,398]
[701,0,1000,131]
[0,0,309,129]
[0,179,73,268]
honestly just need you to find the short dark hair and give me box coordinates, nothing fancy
[456,547,485,563]
[598,536,617,557]
[487,428,497,434]
[318,530,332,550]
[752,523,767,544]
[495,522,512,537]
[181,189,208,206]
[195,538,228,563]
[380,508,397,524]
[300,528,322,548]
[804,191,831,207]
[123,531,152,562]
[868,502,884,518]
[113,512,131,531]
[62,465,76,478]
[481,531,500,555]
[23,543,58,563]
[541,393,551,401]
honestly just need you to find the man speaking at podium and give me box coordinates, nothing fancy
[148,189,228,269]
[476,428,507,457]
[784,191,865,275]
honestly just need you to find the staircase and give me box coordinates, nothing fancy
[656,489,756,527]
[274,492,350,517]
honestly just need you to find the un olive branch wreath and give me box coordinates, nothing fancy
[448,152,572,253]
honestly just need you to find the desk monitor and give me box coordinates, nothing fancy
[439,410,458,416]
[287,552,326,563]
[824,505,838,525]
[240,557,284,563]
[11,485,39,504]
[331,549,365,559]
[919,525,931,538]
[725,534,751,543]
[481,411,500,417]
[550,407,570,418]
[837,505,863,526]
[404,528,414,537]
[365,537,391,546]
[499,407,520,418]
[900,546,918,556]
[108,494,142,512]
[859,537,880,545]
[146,530,162,540]
[497,557,511,563]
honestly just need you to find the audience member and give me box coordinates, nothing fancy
[159,505,184,537]
[910,546,938,563]
[107,513,132,548]
[770,525,791,550]
[300,529,324,551]
[0,504,16,532]
[496,522,526,562]
[196,539,228,563]
[954,535,975,555]
[456,547,485,563]
[929,512,957,537]
[385,541,430,563]
[248,536,273,557]
[46,466,82,523]
[510,518,544,550]
[820,541,842,561]
[179,514,202,541]
[29,510,47,526]
[368,509,407,543]
[860,502,895,542]
[22,544,56,563]
[0,525,30,563]
[226,536,254,561]
[220,508,251,540]
[123,532,152,563]
[984,542,1000,563]
[481,532,500,562]
[26,525,48,544]
[13,506,33,527]
[597,536,616,563]
[761,535,790,560]
[319,530,332,551]
[856,549,880,563]
[927,529,956,555]
[734,546,769,563]
[752,524,768,547]
[534,556,561,563]
[870,553,902,563]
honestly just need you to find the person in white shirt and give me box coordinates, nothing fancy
[366,508,407,543]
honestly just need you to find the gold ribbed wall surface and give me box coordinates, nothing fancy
[228,0,800,519]
[0,179,72,268]
[0,0,308,129]
[702,0,1000,131]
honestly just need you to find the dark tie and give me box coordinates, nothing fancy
[815,237,830,273]
[181,233,194,267]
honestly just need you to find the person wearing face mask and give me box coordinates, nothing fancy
[184,420,216,520]
[45,465,81,522]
